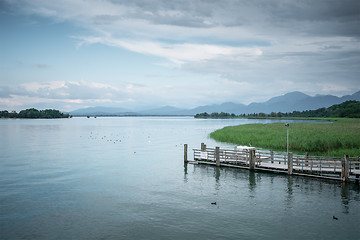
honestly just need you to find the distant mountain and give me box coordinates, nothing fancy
[70,106,136,116]
[246,91,333,114]
[266,91,309,104]
[138,106,187,115]
[196,90,360,114]
[341,91,360,101]
[189,102,247,115]
[69,90,360,116]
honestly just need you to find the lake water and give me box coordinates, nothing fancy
[1,117,359,239]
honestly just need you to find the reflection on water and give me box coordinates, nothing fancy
[248,171,256,193]
[188,163,360,218]
[340,183,360,214]
[214,167,221,192]
[183,163,188,183]
[286,176,293,209]
[341,183,350,214]
[1,117,360,239]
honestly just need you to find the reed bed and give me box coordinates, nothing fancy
[210,118,360,157]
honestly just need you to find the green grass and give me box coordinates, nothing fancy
[210,118,360,157]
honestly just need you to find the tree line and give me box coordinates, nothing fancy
[0,108,70,119]
[194,100,360,119]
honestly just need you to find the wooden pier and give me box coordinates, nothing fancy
[184,143,360,183]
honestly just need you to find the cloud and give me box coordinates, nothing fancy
[2,0,359,110]
[76,35,263,64]
[14,0,359,38]
[16,81,130,100]
[13,0,358,70]
[0,80,189,110]
[36,63,49,69]
[9,1,359,55]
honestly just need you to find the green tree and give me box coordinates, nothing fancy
[18,108,40,118]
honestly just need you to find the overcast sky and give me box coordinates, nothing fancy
[1,0,359,111]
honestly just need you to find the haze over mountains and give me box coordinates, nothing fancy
[70,91,360,116]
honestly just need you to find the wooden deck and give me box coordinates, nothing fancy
[184,144,360,183]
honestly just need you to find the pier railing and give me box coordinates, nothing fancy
[188,144,360,183]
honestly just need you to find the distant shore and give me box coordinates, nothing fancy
[0,108,70,119]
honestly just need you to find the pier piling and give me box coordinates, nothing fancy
[288,152,293,175]
[201,142,206,151]
[249,149,255,170]
[342,155,350,182]
[215,147,220,166]
[184,144,188,163]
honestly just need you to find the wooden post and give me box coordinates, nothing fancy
[305,152,309,167]
[215,147,220,166]
[288,152,293,175]
[249,149,255,170]
[201,143,207,151]
[270,150,274,163]
[184,144,188,163]
[356,157,360,181]
[341,154,350,182]
[319,158,322,175]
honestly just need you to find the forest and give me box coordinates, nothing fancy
[0,108,70,118]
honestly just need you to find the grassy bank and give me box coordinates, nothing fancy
[210,118,360,157]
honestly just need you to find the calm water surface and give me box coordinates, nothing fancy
[1,117,359,239]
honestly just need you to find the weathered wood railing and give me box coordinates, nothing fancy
[187,143,360,183]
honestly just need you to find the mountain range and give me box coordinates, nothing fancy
[69,90,360,116]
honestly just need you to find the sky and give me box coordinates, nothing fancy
[1,0,359,112]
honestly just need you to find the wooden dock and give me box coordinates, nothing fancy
[184,143,360,183]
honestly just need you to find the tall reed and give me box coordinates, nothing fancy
[210,119,360,156]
